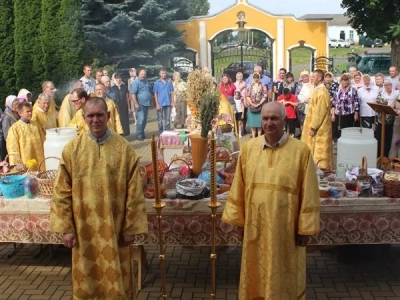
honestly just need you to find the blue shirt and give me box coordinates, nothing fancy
[131,78,152,106]
[153,79,174,107]
[246,74,272,90]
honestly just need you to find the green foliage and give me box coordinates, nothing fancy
[200,90,220,138]
[0,0,16,104]
[341,0,400,69]
[186,0,209,16]
[14,0,43,95]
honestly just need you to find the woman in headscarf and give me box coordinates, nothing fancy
[1,96,23,159]
[352,71,364,90]
[127,68,137,125]
[277,72,297,97]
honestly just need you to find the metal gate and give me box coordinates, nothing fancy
[170,49,197,80]
[210,30,273,82]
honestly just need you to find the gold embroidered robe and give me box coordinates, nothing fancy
[33,97,57,114]
[6,120,45,171]
[300,85,333,170]
[50,132,148,300]
[58,94,76,127]
[32,106,58,133]
[219,95,237,136]
[105,98,123,135]
[222,136,320,300]
[69,109,88,135]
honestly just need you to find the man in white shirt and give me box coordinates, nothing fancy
[357,74,379,128]
[387,66,400,91]
[80,65,96,94]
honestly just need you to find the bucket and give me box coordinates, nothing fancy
[0,175,26,199]
[337,127,377,170]
[44,128,77,170]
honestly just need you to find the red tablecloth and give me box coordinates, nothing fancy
[1,195,400,245]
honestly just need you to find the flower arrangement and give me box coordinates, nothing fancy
[186,70,220,136]
[26,159,37,171]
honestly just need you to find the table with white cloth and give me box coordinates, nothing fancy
[1,195,400,246]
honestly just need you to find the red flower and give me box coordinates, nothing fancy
[188,220,202,234]
[172,222,184,235]
[343,218,357,232]
[25,220,37,232]
[390,219,400,232]
[12,219,25,231]
[327,221,339,233]
[375,217,389,231]
[358,220,371,232]
[0,220,9,231]
[39,219,50,232]
[219,222,233,233]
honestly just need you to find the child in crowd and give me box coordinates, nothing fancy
[233,90,244,138]
[277,87,298,137]
[6,102,45,171]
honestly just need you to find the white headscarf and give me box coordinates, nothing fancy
[5,95,17,109]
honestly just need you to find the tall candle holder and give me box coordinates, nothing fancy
[207,132,220,299]
[151,134,168,299]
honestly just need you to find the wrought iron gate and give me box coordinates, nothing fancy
[210,30,274,82]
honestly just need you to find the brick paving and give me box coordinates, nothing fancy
[1,108,400,299]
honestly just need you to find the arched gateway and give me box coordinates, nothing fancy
[172,0,330,80]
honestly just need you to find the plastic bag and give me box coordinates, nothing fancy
[171,107,177,122]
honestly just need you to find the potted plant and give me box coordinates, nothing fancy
[186,70,220,176]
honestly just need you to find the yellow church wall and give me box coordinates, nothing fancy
[173,2,328,77]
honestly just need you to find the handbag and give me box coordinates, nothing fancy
[296,102,306,114]
[249,105,262,113]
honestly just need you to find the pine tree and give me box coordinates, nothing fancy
[39,0,62,84]
[14,0,43,94]
[56,0,85,84]
[82,0,186,79]
[0,0,16,102]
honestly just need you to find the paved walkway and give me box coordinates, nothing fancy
[1,108,399,299]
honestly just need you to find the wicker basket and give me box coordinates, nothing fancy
[219,124,233,133]
[144,160,168,183]
[207,145,232,162]
[36,157,60,198]
[167,158,191,181]
[382,158,400,198]
[0,153,27,178]
[222,151,240,185]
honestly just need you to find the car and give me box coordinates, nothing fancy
[222,61,261,80]
[345,39,355,45]
[329,39,350,48]
[359,36,383,48]
[259,41,271,48]
[357,54,391,75]
[220,42,239,50]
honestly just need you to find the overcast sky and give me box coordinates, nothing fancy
[209,0,346,17]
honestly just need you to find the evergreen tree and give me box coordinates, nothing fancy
[39,0,62,84]
[0,0,16,101]
[56,0,85,84]
[82,0,186,79]
[14,0,43,94]
[186,0,209,16]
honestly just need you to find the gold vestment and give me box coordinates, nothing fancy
[50,132,148,300]
[32,106,58,133]
[58,94,76,127]
[6,120,45,171]
[301,85,333,170]
[69,109,88,135]
[222,136,320,300]
[105,98,123,135]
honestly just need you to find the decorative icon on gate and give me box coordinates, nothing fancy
[237,11,246,21]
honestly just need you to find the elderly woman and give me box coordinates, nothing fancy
[377,80,400,158]
[245,72,268,138]
[1,96,22,160]
[172,71,188,129]
[331,74,359,140]
[234,72,247,135]
[296,71,314,131]
[324,72,340,101]
[357,74,379,128]
[352,71,364,90]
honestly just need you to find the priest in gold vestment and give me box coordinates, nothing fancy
[95,83,123,135]
[50,97,147,300]
[32,93,58,132]
[301,69,333,170]
[58,80,84,127]
[68,88,89,135]
[33,81,57,114]
[7,102,45,171]
[222,102,320,300]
